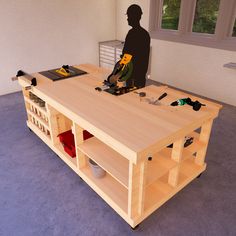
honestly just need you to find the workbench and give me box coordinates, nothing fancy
[18,64,222,228]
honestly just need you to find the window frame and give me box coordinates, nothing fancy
[149,0,236,51]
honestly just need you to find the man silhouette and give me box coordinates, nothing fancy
[122,4,150,88]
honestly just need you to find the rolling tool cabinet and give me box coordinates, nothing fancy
[18,64,222,228]
[99,40,123,69]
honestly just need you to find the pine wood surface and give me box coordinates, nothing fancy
[18,64,222,228]
[19,64,222,163]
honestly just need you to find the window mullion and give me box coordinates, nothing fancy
[157,0,164,30]
[215,0,235,40]
[182,0,196,34]
[228,1,236,37]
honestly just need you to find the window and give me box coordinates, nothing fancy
[149,0,236,51]
[233,18,236,37]
[192,0,220,34]
[161,0,181,30]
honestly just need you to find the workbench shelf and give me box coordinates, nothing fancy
[178,157,206,185]
[77,137,129,188]
[146,152,177,187]
[144,155,206,217]
[26,120,51,143]
[55,143,77,168]
[24,96,48,116]
[144,174,173,213]
[79,158,128,215]
[23,90,51,140]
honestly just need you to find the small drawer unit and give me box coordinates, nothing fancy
[99,40,124,69]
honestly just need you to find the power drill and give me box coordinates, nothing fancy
[171,97,206,111]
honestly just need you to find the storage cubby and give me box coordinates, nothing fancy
[23,90,51,141]
[79,154,128,214]
[144,174,173,213]
[77,137,129,188]
[146,150,177,187]
[54,112,77,167]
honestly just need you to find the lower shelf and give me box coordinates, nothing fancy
[27,121,78,173]
[143,157,206,221]
[79,165,128,216]
[54,143,77,168]
[27,120,51,143]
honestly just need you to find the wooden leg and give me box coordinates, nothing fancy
[128,161,147,219]
[73,123,86,169]
[168,138,184,187]
[195,119,213,166]
[46,104,60,145]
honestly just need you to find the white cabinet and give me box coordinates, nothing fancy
[99,40,124,69]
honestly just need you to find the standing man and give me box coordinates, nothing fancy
[123,4,150,88]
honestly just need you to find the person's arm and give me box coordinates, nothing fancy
[122,30,133,56]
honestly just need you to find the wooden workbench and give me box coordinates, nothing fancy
[18,64,222,228]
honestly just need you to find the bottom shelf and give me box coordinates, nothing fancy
[27,121,78,173]
[143,157,206,221]
[54,143,77,168]
[79,165,128,217]
[27,120,51,143]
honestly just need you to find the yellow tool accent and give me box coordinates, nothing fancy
[56,67,70,77]
[120,54,132,65]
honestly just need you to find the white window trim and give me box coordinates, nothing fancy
[149,0,236,51]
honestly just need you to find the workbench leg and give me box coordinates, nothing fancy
[168,138,185,187]
[128,161,147,220]
[195,119,213,166]
[47,105,60,146]
[73,123,86,169]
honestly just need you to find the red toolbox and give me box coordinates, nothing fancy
[58,129,93,158]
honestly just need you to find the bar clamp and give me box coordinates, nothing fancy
[12,70,37,90]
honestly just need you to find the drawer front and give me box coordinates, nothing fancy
[100,57,115,65]
[100,46,115,54]
[100,52,115,61]
[100,62,114,69]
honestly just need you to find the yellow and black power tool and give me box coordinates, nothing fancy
[55,65,71,77]
[95,54,136,95]
[107,53,133,85]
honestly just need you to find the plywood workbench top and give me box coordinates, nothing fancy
[20,64,222,163]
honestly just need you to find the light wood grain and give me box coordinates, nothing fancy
[28,66,221,164]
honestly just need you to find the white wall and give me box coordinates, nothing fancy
[0,0,116,96]
[116,0,236,106]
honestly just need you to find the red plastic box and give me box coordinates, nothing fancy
[58,129,93,158]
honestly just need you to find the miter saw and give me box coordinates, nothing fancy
[95,54,137,95]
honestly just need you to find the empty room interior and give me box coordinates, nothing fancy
[0,0,235,235]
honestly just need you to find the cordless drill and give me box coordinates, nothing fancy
[171,97,206,111]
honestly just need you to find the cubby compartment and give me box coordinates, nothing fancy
[79,154,128,214]
[77,137,129,188]
[178,156,206,186]
[146,150,177,187]
[53,112,77,167]
[181,131,206,160]
[23,91,51,141]
[144,174,173,214]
